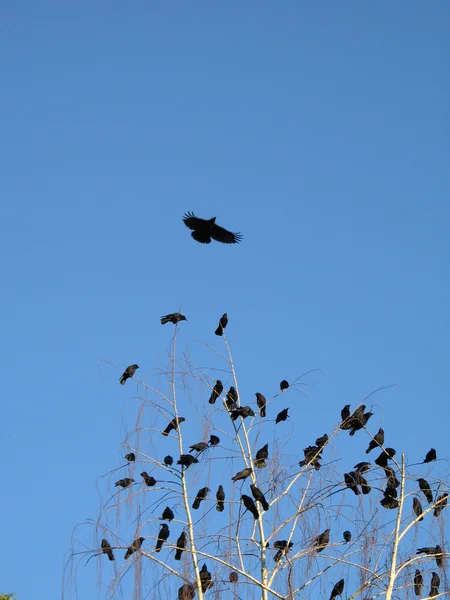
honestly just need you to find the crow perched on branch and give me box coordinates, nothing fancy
[189,442,208,453]
[250,484,270,511]
[115,478,134,489]
[230,406,255,420]
[413,497,423,521]
[216,485,225,512]
[354,462,371,473]
[416,546,443,568]
[340,405,365,431]
[174,532,186,560]
[273,540,294,562]
[349,410,373,436]
[155,524,169,552]
[354,471,371,494]
[343,531,351,543]
[164,455,174,466]
[199,563,214,592]
[424,448,437,463]
[209,434,220,446]
[160,313,187,325]
[208,380,223,404]
[380,485,398,509]
[417,478,433,503]
[119,364,139,385]
[161,506,174,521]
[141,472,156,486]
[183,212,243,244]
[344,472,360,495]
[329,579,344,600]
[312,528,330,552]
[229,571,239,583]
[124,536,145,559]
[226,386,238,410]
[255,393,267,417]
[374,447,396,468]
[232,467,253,482]
[192,487,210,509]
[177,455,199,469]
[340,404,351,423]
[241,494,259,519]
[383,466,400,488]
[125,453,135,462]
[162,417,186,436]
[275,408,289,424]
[254,443,269,468]
[215,313,228,335]
[280,379,289,392]
[434,492,448,517]
[366,428,384,453]
[430,572,440,597]
[414,569,423,597]
[101,539,114,561]
[315,433,329,450]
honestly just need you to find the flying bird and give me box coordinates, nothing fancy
[183,211,243,244]
[124,536,145,559]
[119,364,139,385]
[162,417,186,437]
[125,453,135,462]
[115,478,134,489]
[160,312,187,325]
[329,579,345,600]
[161,506,174,521]
[312,528,330,552]
[424,448,437,463]
[232,467,253,483]
[343,531,351,543]
[177,454,199,469]
[241,494,259,519]
[255,393,267,417]
[209,434,220,446]
[101,539,114,561]
[208,380,223,404]
[250,484,270,511]
[254,443,269,468]
[414,569,423,597]
[155,524,169,552]
[365,428,384,453]
[192,487,210,509]
[199,563,213,593]
[275,408,289,424]
[417,478,433,503]
[434,492,448,517]
[174,531,186,560]
[141,472,156,486]
[215,313,228,336]
[413,497,423,521]
[216,485,225,512]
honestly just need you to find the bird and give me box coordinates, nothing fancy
[250,484,270,511]
[141,472,156,486]
[299,445,322,470]
[162,417,186,436]
[115,478,134,489]
[340,405,366,431]
[329,579,345,600]
[417,546,443,568]
[374,448,396,468]
[124,536,145,559]
[229,571,239,583]
[119,364,139,385]
[208,380,223,404]
[417,478,433,503]
[160,312,187,325]
[174,531,186,560]
[101,539,114,561]
[354,471,371,494]
[241,494,259,519]
[365,428,384,454]
[192,487,210,509]
[280,379,289,392]
[209,434,220,446]
[424,448,437,463]
[155,524,169,552]
[161,506,174,521]
[177,454,199,469]
[430,572,440,598]
[199,563,213,593]
[232,467,253,483]
[383,466,400,488]
[380,485,399,509]
[225,386,238,410]
[125,452,135,462]
[312,528,330,552]
[273,540,294,562]
[164,455,174,467]
[183,211,243,244]
[275,408,289,424]
[216,485,225,512]
[434,492,449,517]
[254,443,269,468]
[343,531,351,543]
[178,583,195,600]
[189,442,209,453]
[354,462,371,473]
[230,406,255,420]
[435,545,443,568]
[349,411,373,436]
[255,393,267,417]
[344,472,360,495]
[413,497,423,521]
[414,569,423,597]
[315,433,329,450]
[340,404,351,424]
[215,313,228,336]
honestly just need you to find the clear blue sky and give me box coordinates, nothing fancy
[0,2,449,599]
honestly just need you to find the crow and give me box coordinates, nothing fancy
[178,583,195,600]
[215,313,228,336]
[417,546,443,568]
[101,539,114,561]
[430,572,440,598]
[162,417,186,436]
[280,379,289,392]
[340,405,365,430]
[383,466,400,488]
[183,212,243,244]
[414,569,423,597]
[365,428,384,454]
[354,471,371,494]
[416,546,437,556]
[192,487,210,509]
[299,445,322,470]
[232,467,253,483]
[434,492,449,517]
[424,448,437,463]
[354,462,371,473]
[435,545,443,568]
[344,472,360,495]
[209,434,220,446]
[275,408,289,424]
[160,313,187,325]
[380,485,399,509]
[349,411,373,436]
[119,364,139,385]
[312,528,330,552]
[241,494,259,519]
[255,393,267,417]
[115,478,134,489]
[216,485,225,512]
[141,472,156,486]
[343,531,351,543]
[230,406,255,420]
[254,443,269,468]
[189,442,208,453]
[174,531,186,560]
[274,540,294,562]
[226,386,238,410]
[413,497,423,521]
[340,404,351,424]
[329,579,345,600]
[161,506,174,521]
[155,524,169,552]
[199,563,213,593]
[374,448,396,468]
[124,536,145,559]
[164,455,174,467]
[315,433,329,450]
[125,453,135,462]
[417,478,433,503]
[229,571,239,583]
[208,380,223,404]
[250,484,270,511]
[177,454,199,469]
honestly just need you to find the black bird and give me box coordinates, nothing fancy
[155,524,169,552]
[192,487,210,509]
[413,497,423,521]
[417,478,433,503]
[414,569,423,597]
[315,433,329,450]
[380,485,399,509]
[141,472,156,486]
[160,312,187,325]
[115,478,134,489]
[273,540,294,562]
[424,448,437,463]
[101,539,114,561]
[343,531,351,543]
[280,379,289,392]
[216,485,225,512]
[430,572,440,598]
[354,462,371,473]
[189,442,209,453]
[312,528,330,552]
[241,494,259,519]
[417,546,443,568]
[183,212,243,244]
[340,404,351,424]
[254,443,269,468]
[209,434,220,446]
[435,545,443,568]
[178,583,195,600]
[164,455,174,467]
[230,406,255,420]
[199,563,213,593]
[229,571,239,583]
[374,447,396,468]
[208,380,223,404]
[365,428,384,454]
[275,408,289,424]
[161,506,174,521]
[250,484,270,511]
[349,411,373,436]
[299,445,322,470]
[125,453,135,462]
[344,472,360,495]
[434,492,449,517]
[255,393,267,417]
[232,467,253,483]
[383,466,400,488]
[119,364,139,385]
[215,313,228,336]
[329,579,345,600]
[225,386,238,410]
[340,405,365,430]
[174,531,186,560]
[354,471,371,494]
[124,536,145,559]
[162,417,186,437]
[177,454,199,469]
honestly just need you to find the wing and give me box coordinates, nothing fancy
[210,222,243,244]
[191,229,211,243]
[183,211,207,231]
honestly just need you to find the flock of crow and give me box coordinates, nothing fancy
[100,214,446,599]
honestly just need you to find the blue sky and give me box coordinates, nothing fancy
[0,2,449,598]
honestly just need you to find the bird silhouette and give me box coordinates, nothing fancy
[183,212,243,244]
[119,364,139,385]
[160,312,187,325]
[215,313,228,335]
